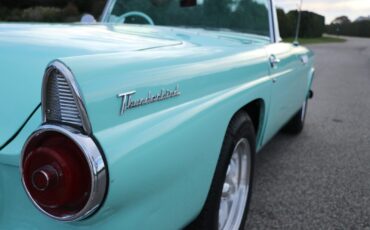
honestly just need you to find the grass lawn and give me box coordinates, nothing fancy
[283,36,346,44]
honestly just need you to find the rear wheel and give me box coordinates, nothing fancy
[283,99,308,135]
[187,111,255,230]
[219,138,252,229]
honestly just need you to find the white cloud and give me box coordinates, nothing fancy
[275,0,370,23]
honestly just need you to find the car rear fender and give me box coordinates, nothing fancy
[0,44,272,229]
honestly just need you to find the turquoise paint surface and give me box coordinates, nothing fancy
[0,23,180,147]
[262,43,313,144]
[0,23,313,229]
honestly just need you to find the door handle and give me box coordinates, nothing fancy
[269,55,280,68]
[300,55,308,65]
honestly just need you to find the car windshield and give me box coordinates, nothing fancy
[108,0,270,37]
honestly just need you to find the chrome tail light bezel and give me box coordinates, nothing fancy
[21,60,107,222]
[21,125,107,222]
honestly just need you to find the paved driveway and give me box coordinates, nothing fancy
[245,36,370,229]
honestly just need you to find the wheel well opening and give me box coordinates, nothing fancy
[241,99,264,135]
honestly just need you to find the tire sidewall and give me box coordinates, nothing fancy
[214,117,255,230]
[185,112,256,230]
[283,99,308,135]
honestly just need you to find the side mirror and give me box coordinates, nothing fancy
[81,14,97,24]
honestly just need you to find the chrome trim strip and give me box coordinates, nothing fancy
[270,0,282,42]
[268,0,275,43]
[101,0,117,22]
[42,61,92,135]
[20,124,107,222]
[268,0,281,43]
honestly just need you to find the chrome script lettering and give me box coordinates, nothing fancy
[118,85,180,115]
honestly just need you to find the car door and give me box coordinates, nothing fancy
[262,42,308,144]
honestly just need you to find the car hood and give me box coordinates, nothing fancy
[0,23,182,148]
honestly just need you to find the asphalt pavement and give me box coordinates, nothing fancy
[245,36,370,230]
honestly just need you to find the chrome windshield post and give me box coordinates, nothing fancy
[101,0,117,22]
[268,0,282,43]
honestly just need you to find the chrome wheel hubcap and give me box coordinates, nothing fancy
[218,138,251,230]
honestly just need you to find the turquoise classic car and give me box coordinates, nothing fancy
[0,0,314,229]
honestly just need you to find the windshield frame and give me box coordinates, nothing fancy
[101,0,281,43]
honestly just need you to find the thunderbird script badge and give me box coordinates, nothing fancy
[118,85,181,115]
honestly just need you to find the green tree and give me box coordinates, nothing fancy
[277,8,293,38]
[287,10,325,38]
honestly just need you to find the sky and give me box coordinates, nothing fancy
[274,0,370,24]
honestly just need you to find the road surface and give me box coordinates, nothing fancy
[245,36,370,229]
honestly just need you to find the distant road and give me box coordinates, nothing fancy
[245,36,370,229]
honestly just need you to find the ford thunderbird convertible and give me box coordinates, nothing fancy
[0,0,314,229]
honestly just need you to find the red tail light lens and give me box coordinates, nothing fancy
[21,126,107,221]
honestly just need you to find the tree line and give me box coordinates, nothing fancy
[277,9,325,38]
[0,0,104,22]
[326,16,370,38]
[0,0,95,12]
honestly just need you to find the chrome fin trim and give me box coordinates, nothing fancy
[42,61,92,135]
